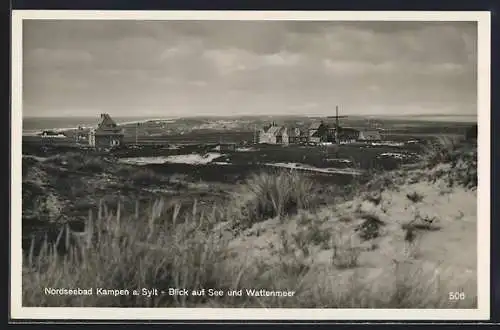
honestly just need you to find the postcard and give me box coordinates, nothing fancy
[10,10,490,321]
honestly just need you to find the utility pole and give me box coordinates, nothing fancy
[335,105,339,144]
[135,123,139,145]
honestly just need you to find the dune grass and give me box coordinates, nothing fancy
[228,170,317,229]
[22,176,477,308]
[21,197,476,308]
[23,199,231,307]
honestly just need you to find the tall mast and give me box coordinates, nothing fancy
[135,123,139,145]
[336,105,339,128]
[335,105,339,143]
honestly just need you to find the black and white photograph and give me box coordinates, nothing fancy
[11,10,490,320]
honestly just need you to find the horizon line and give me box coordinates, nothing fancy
[23,113,477,118]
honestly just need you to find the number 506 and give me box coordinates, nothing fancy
[449,292,466,300]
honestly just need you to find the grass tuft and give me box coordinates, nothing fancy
[229,170,317,228]
[355,213,386,241]
[406,191,424,203]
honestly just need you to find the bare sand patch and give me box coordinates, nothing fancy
[119,153,223,165]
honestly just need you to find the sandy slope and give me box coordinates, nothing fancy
[217,167,477,306]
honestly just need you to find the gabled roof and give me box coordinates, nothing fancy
[309,122,323,130]
[96,113,118,129]
[93,114,124,136]
[267,126,285,136]
[260,125,271,133]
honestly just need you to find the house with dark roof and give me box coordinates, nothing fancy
[337,127,360,143]
[88,114,124,149]
[308,121,331,144]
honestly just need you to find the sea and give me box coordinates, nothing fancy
[22,116,176,136]
[22,114,477,136]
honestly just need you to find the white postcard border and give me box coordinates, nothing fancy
[10,10,491,321]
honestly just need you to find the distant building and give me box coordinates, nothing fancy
[308,121,331,144]
[88,113,124,149]
[259,122,289,145]
[358,130,382,141]
[337,127,360,143]
[259,117,381,146]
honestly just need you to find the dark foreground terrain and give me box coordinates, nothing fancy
[21,138,428,243]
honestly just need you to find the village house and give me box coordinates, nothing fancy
[88,113,125,150]
[308,122,373,144]
[337,127,361,144]
[258,124,273,144]
[259,116,381,146]
[307,121,332,144]
[258,122,289,145]
[308,121,356,144]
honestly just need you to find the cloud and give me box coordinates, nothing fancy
[24,48,93,69]
[261,52,302,67]
[202,48,257,75]
[22,20,477,117]
[201,48,303,76]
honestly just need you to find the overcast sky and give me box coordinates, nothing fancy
[23,20,477,118]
